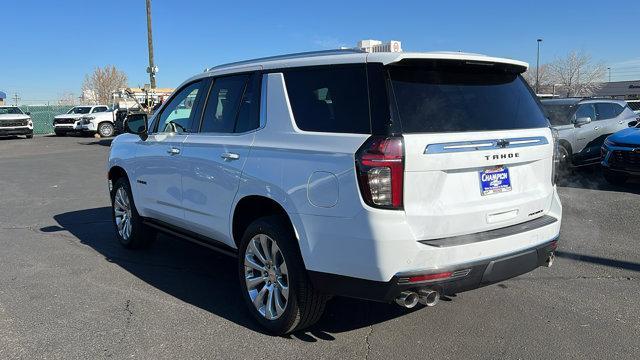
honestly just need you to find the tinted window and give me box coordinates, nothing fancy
[388,64,549,133]
[200,75,249,133]
[542,104,576,126]
[575,104,596,120]
[283,65,371,134]
[234,74,261,133]
[92,106,108,113]
[627,102,640,111]
[595,103,623,120]
[156,81,204,133]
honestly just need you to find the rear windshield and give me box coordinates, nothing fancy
[541,103,576,126]
[388,64,549,133]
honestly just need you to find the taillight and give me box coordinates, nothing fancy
[355,136,404,209]
[551,128,559,185]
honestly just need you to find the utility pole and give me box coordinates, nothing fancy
[535,38,543,94]
[145,0,157,90]
[12,92,20,106]
[607,67,611,82]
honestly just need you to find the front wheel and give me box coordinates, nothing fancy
[98,122,115,137]
[238,216,328,335]
[26,134,33,139]
[111,178,155,248]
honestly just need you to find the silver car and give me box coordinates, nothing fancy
[541,98,639,167]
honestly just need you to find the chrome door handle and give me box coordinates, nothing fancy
[594,126,600,131]
[221,152,240,160]
[167,147,181,155]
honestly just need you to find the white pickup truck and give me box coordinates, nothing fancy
[80,107,117,137]
[53,105,111,136]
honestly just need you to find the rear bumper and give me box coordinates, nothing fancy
[309,238,557,303]
[0,127,33,136]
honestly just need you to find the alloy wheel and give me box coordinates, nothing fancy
[113,187,133,240]
[244,234,289,320]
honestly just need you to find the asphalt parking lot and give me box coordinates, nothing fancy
[0,135,638,359]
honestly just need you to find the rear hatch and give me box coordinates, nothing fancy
[387,60,555,240]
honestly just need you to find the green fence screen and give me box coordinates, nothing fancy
[20,105,73,134]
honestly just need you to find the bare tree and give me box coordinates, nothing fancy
[522,63,552,92]
[81,65,128,104]
[548,51,605,97]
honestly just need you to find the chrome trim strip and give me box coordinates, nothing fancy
[425,136,549,154]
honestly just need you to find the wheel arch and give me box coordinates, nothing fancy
[108,166,128,194]
[232,195,299,251]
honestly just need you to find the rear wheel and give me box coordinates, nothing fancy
[98,122,115,137]
[111,177,155,248]
[54,130,65,136]
[26,134,33,139]
[603,169,628,185]
[238,216,328,335]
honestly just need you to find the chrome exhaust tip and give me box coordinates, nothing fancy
[545,252,555,268]
[395,291,419,308]
[418,289,440,307]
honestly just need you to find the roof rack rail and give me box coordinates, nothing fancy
[204,48,366,72]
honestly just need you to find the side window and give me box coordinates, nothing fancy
[595,103,623,120]
[200,74,249,133]
[234,74,262,133]
[575,104,596,121]
[283,65,371,134]
[156,81,205,134]
[92,106,108,113]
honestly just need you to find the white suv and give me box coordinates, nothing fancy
[107,50,562,334]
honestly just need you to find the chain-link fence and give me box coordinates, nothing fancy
[20,105,73,134]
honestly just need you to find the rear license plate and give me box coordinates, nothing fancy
[479,166,512,196]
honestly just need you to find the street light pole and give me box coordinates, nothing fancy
[607,67,611,82]
[535,38,542,94]
[145,0,157,90]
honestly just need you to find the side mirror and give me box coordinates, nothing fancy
[125,113,148,140]
[628,120,638,128]
[574,117,592,127]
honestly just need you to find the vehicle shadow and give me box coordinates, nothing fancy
[44,207,411,339]
[77,138,113,146]
[557,165,640,194]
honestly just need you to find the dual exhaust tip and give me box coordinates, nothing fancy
[395,289,439,308]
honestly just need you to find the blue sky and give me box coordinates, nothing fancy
[2,0,639,103]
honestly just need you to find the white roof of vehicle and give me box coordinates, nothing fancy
[201,49,528,79]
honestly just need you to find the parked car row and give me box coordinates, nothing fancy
[540,97,640,184]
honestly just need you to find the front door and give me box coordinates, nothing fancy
[181,73,261,245]
[573,103,599,159]
[134,80,207,226]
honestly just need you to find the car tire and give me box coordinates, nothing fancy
[557,144,571,173]
[110,177,155,249]
[26,134,33,139]
[98,122,115,137]
[54,130,65,137]
[603,170,628,185]
[238,215,328,335]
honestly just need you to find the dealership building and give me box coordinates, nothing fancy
[592,80,640,100]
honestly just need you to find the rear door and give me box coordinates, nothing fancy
[387,61,554,240]
[134,80,207,225]
[180,73,261,245]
